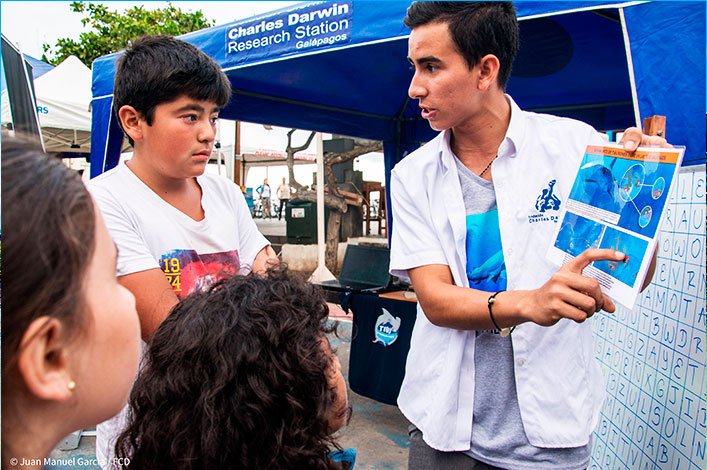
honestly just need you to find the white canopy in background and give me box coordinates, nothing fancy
[2,55,91,153]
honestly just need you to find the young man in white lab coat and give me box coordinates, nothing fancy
[390,3,666,469]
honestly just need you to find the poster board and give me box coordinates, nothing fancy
[548,144,685,309]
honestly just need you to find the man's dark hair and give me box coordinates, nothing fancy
[404,2,519,89]
[115,266,347,469]
[114,35,231,144]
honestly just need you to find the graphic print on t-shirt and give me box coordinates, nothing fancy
[465,208,507,292]
[160,249,240,298]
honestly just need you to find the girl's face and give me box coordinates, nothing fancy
[324,340,350,433]
[70,204,141,428]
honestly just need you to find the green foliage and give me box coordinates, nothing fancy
[42,2,214,66]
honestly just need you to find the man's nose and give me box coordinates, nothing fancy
[408,72,426,100]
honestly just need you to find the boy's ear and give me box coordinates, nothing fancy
[17,317,76,402]
[476,54,501,91]
[117,105,144,143]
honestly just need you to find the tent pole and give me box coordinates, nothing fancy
[216,119,222,175]
[309,132,335,283]
[102,102,114,174]
[619,7,641,129]
[234,121,242,185]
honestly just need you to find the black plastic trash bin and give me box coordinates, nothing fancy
[286,199,329,244]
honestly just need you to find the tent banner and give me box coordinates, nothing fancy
[225,1,352,65]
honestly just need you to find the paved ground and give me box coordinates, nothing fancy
[49,319,410,469]
[332,320,410,469]
[254,216,387,244]
[254,215,287,237]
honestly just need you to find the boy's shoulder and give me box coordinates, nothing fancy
[87,163,131,195]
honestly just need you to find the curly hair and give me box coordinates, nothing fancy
[115,266,345,469]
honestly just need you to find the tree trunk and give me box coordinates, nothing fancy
[325,209,342,273]
[283,132,383,271]
[285,129,316,192]
[291,189,347,212]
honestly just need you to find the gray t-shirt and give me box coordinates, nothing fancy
[455,157,590,470]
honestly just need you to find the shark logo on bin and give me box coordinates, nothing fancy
[373,308,401,347]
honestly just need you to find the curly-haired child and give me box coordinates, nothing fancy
[115,266,354,469]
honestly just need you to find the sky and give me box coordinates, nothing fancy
[1,1,296,58]
[0,1,385,186]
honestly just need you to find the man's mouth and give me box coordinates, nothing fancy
[420,105,436,119]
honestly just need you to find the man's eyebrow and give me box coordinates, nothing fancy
[408,56,442,65]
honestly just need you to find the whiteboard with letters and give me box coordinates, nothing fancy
[590,166,706,469]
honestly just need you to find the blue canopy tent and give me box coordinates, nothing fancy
[90,0,705,188]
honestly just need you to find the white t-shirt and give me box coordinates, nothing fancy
[258,183,271,198]
[390,96,607,452]
[88,162,269,468]
[277,183,292,200]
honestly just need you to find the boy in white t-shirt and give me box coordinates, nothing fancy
[88,35,276,468]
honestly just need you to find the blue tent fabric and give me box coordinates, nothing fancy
[24,55,54,79]
[624,1,705,159]
[89,96,124,169]
[90,0,705,179]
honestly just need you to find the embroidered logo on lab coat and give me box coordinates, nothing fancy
[528,179,562,224]
[535,179,562,213]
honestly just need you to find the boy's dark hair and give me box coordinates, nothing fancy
[404,2,519,89]
[115,266,345,470]
[114,35,231,144]
[1,138,96,376]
